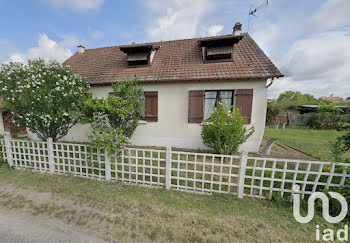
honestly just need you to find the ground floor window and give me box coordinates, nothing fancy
[204,90,234,120]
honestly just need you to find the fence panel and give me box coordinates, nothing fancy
[52,142,107,180]
[10,139,50,172]
[244,157,350,199]
[0,139,7,160]
[110,148,166,187]
[170,151,240,194]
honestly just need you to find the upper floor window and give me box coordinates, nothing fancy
[198,35,242,63]
[204,46,233,62]
[120,44,159,67]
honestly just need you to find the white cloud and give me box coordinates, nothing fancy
[7,33,78,63]
[88,27,104,39]
[146,0,212,41]
[44,0,104,12]
[0,39,16,63]
[308,0,350,30]
[284,32,350,80]
[207,25,223,36]
[268,31,350,98]
[248,0,350,98]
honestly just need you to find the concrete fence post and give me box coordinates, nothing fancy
[105,151,111,181]
[165,146,172,190]
[237,151,248,198]
[46,137,55,174]
[4,132,13,167]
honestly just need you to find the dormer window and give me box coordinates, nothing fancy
[120,44,159,67]
[127,53,149,66]
[205,46,233,61]
[198,35,242,63]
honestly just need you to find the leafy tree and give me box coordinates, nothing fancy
[201,103,255,155]
[272,91,319,111]
[0,59,89,141]
[82,77,143,154]
[277,91,316,103]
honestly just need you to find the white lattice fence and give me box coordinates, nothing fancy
[110,148,166,186]
[0,139,7,161]
[53,142,107,179]
[11,139,50,172]
[243,157,350,199]
[170,151,240,194]
[0,133,349,199]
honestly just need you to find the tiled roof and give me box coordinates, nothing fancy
[320,96,344,103]
[63,33,283,85]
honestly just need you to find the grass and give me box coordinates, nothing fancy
[264,127,349,161]
[0,166,334,242]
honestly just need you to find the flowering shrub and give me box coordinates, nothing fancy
[82,77,143,153]
[0,59,89,141]
[264,136,277,140]
[88,113,128,155]
[201,103,255,155]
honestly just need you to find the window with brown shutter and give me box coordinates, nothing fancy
[235,89,253,124]
[188,90,204,123]
[144,91,158,122]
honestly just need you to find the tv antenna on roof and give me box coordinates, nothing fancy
[248,0,269,32]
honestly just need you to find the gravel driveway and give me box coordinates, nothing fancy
[0,208,109,243]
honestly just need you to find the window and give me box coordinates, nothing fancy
[142,91,158,122]
[205,46,233,62]
[127,52,149,66]
[120,44,159,67]
[204,90,234,120]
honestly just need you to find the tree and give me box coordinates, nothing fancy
[82,77,143,154]
[0,59,89,141]
[274,91,319,111]
[277,91,316,103]
[201,103,255,155]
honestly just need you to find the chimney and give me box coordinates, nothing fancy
[233,22,242,36]
[77,45,85,54]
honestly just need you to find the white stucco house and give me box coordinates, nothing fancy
[38,23,283,152]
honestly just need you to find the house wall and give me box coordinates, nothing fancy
[28,79,268,152]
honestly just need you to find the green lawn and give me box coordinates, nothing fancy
[264,127,349,161]
[0,166,332,242]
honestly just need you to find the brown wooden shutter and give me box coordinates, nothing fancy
[235,89,253,124]
[188,90,204,123]
[145,91,158,122]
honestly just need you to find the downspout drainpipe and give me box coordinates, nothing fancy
[266,77,274,88]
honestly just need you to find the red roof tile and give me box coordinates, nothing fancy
[63,33,283,85]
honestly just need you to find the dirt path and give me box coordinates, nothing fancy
[0,208,109,243]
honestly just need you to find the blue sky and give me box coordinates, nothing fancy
[1,0,350,98]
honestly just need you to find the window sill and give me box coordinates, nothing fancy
[138,120,148,124]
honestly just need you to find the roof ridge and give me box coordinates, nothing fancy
[82,33,250,52]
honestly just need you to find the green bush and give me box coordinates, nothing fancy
[266,101,281,126]
[306,113,350,130]
[330,131,350,162]
[201,103,254,155]
[318,101,343,114]
[317,182,350,223]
